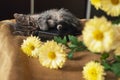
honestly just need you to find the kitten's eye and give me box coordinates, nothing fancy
[29,22,34,26]
[48,15,52,19]
[60,15,63,18]
[57,24,63,31]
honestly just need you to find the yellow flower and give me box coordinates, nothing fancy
[101,0,120,16]
[82,16,115,53]
[112,24,120,56]
[114,25,120,56]
[90,0,101,10]
[115,46,120,56]
[21,36,42,57]
[82,61,106,80]
[38,40,67,69]
[112,25,120,48]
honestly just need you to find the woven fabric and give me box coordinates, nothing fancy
[0,20,116,80]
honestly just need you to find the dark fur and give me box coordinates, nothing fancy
[13,8,82,36]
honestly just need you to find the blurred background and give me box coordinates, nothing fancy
[0,0,118,21]
[0,0,87,20]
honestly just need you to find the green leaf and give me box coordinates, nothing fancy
[101,60,111,70]
[68,42,87,52]
[111,62,120,77]
[68,50,75,59]
[54,36,67,45]
[54,36,61,42]
[78,41,84,46]
[115,56,120,62]
[54,35,87,60]
[94,52,101,54]
[112,17,120,24]
[68,44,78,49]
[101,53,109,60]
[63,36,67,43]
[68,35,78,45]
[78,41,87,50]
[76,47,86,51]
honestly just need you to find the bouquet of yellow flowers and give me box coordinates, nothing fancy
[82,0,120,80]
[20,0,120,80]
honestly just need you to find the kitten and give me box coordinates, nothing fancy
[13,8,82,36]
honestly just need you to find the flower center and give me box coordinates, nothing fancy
[91,71,97,76]
[95,0,100,3]
[48,52,56,60]
[30,45,35,50]
[111,0,119,5]
[92,0,100,3]
[93,30,104,41]
[90,69,97,77]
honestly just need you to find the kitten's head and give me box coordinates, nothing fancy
[14,13,35,26]
[14,13,27,25]
[49,8,82,35]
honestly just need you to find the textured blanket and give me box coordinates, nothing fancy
[0,20,117,80]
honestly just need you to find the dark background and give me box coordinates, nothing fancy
[0,0,87,20]
[90,5,120,21]
[0,0,117,21]
[0,0,30,20]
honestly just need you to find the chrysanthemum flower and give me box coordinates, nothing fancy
[90,0,101,10]
[82,61,106,80]
[112,25,120,48]
[82,16,115,53]
[21,36,42,57]
[101,0,120,16]
[38,40,67,69]
[114,46,120,56]
[114,25,120,56]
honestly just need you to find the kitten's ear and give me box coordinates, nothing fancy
[14,13,23,18]
[59,8,69,12]
[13,13,24,20]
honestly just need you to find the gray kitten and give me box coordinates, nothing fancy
[13,8,82,36]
